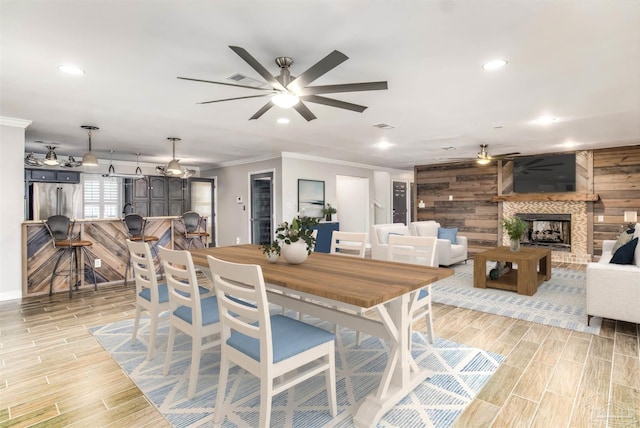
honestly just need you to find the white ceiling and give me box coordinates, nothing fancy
[2,1,639,171]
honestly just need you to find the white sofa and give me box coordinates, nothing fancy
[586,227,640,325]
[370,221,468,266]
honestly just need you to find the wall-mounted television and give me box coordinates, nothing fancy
[513,153,576,193]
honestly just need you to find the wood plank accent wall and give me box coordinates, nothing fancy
[414,163,499,252]
[592,144,640,257]
[414,145,640,260]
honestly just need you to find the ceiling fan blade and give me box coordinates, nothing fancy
[292,101,317,121]
[198,94,272,104]
[288,50,349,90]
[493,152,521,159]
[299,81,388,96]
[177,76,273,91]
[229,46,286,92]
[300,95,367,113]
[249,101,275,120]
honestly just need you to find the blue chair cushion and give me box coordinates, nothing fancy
[437,227,458,244]
[418,288,429,300]
[227,314,336,363]
[173,295,220,326]
[139,283,169,303]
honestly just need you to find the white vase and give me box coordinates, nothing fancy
[281,240,309,264]
[265,251,279,263]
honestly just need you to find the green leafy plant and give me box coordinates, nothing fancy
[261,241,280,255]
[501,216,527,240]
[321,203,337,216]
[276,216,319,254]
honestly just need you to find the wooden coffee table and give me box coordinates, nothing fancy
[473,246,552,296]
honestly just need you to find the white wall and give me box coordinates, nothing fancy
[336,175,369,233]
[203,157,282,246]
[1,117,31,301]
[374,171,391,224]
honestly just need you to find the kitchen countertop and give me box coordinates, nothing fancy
[22,216,181,225]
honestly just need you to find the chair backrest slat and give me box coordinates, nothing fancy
[330,231,367,258]
[126,239,159,300]
[387,235,437,267]
[207,255,271,361]
[158,246,202,321]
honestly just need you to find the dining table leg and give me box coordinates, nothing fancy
[353,292,432,427]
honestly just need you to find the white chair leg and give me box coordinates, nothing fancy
[259,378,273,428]
[187,337,202,399]
[426,307,435,344]
[326,346,337,416]
[213,356,229,425]
[355,331,361,346]
[146,310,158,360]
[131,306,142,344]
[163,326,176,376]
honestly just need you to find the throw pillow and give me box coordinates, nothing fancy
[438,227,458,244]
[611,229,635,254]
[610,237,638,265]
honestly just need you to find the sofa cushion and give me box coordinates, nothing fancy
[610,237,638,265]
[438,227,458,244]
[612,229,635,254]
[413,222,439,237]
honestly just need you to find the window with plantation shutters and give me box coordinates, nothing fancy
[83,174,122,219]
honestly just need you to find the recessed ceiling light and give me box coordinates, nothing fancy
[482,59,508,71]
[532,116,557,125]
[277,118,290,124]
[58,64,85,75]
[375,141,393,149]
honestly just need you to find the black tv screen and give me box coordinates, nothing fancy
[513,153,576,193]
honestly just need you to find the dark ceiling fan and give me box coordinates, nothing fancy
[178,46,388,121]
[447,144,521,165]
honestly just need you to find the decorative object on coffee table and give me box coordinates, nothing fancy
[501,216,527,252]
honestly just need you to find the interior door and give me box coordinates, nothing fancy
[187,178,215,246]
[250,172,273,245]
[392,180,407,225]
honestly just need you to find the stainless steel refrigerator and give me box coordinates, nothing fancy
[30,182,83,220]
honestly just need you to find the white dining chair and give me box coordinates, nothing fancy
[127,239,169,360]
[329,231,367,258]
[207,255,337,428]
[330,231,368,342]
[158,246,221,399]
[387,234,437,344]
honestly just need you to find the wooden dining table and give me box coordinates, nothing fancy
[190,244,453,427]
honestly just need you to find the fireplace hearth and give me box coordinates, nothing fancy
[516,213,571,252]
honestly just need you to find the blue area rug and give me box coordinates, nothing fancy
[90,314,503,427]
[432,261,600,334]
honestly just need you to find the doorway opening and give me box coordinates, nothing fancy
[250,171,274,245]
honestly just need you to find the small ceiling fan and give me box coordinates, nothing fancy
[448,144,521,165]
[178,45,388,121]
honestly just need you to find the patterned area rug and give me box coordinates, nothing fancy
[432,261,600,334]
[91,314,503,427]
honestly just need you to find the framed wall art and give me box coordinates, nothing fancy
[298,179,325,218]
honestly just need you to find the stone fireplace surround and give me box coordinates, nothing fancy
[502,200,591,264]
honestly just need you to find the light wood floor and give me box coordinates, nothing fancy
[1,264,638,427]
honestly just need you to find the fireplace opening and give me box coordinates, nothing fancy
[516,213,571,252]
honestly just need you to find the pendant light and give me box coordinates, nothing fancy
[81,125,99,166]
[43,146,59,165]
[108,149,115,174]
[166,137,182,175]
[135,153,142,175]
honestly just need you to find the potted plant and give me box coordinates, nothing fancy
[321,204,337,222]
[261,241,281,263]
[276,216,318,263]
[501,216,527,252]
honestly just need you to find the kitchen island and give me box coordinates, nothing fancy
[22,216,206,296]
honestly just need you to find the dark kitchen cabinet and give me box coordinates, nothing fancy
[168,177,186,216]
[126,176,186,217]
[26,169,80,183]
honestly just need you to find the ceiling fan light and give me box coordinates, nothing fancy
[82,152,98,166]
[166,159,182,175]
[272,93,299,108]
[476,158,491,165]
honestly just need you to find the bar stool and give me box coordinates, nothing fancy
[181,211,210,249]
[123,213,160,285]
[44,215,98,298]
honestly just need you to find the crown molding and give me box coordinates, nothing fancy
[0,116,32,128]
